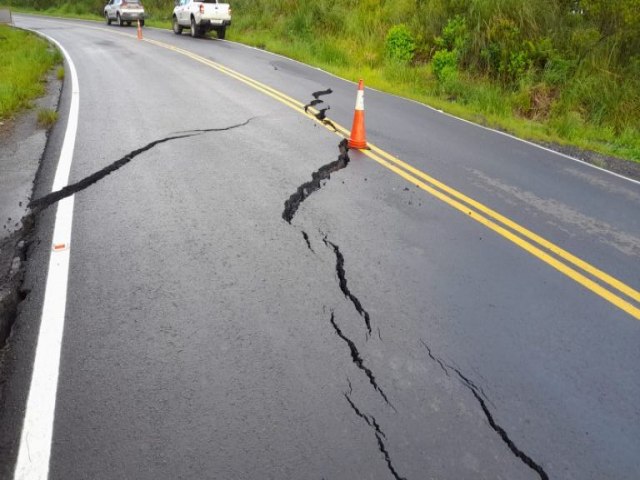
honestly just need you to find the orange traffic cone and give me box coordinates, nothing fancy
[137,19,142,40]
[348,79,367,149]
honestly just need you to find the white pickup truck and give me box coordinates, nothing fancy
[172,0,231,39]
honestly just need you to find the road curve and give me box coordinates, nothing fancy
[0,14,639,480]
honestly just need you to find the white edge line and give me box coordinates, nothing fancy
[13,31,79,480]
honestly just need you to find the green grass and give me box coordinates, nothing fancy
[36,107,57,127]
[56,65,64,80]
[0,24,60,120]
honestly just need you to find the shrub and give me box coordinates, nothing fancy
[543,57,573,86]
[480,16,532,84]
[435,15,469,56]
[385,24,416,64]
[438,65,463,98]
[432,49,458,81]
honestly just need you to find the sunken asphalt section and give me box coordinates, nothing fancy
[0,14,638,480]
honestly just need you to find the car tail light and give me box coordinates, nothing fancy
[199,4,204,13]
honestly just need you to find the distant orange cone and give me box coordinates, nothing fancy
[348,79,367,149]
[137,19,142,40]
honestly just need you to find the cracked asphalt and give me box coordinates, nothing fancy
[1,14,639,480]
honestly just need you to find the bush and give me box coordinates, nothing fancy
[480,16,532,84]
[435,15,469,55]
[438,65,463,97]
[385,24,416,64]
[543,57,574,86]
[432,49,458,81]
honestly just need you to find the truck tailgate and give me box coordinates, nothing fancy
[202,3,230,21]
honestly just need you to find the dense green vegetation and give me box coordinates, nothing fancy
[0,24,61,119]
[5,0,639,161]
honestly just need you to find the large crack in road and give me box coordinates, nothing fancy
[330,312,394,409]
[344,388,407,480]
[282,112,551,479]
[281,138,349,224]
[323,238,373,336]
[279,128,372,336]
[303,88,332,120]
[303,88,338,131]
[281,124,406,475]
[29,119,254,213]
[0,119,254,355]
[420,340,549,480]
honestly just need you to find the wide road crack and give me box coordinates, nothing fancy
[323,238,372,336]
[330,312,394,410]
[281,139,349,224]
[280,135,392,408]
[420,340,549,480]
[303,88,333,117]
[344,391,385,438]
[419,339,449,377]
[344,389,407,480]
[29,119,253,213]
[303,88,338,131]
[281,136,373,338]
[1,119,252,354]
[301,230,314,253]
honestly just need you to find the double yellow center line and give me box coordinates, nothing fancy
[122,29,640,320]
[364,147,640,319]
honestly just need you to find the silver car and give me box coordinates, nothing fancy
[104,0,146,27]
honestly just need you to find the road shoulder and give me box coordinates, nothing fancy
[0,65,62,367]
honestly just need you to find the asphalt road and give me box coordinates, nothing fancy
[1,14,639,480]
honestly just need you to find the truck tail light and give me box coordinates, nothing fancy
[199,4,204,13]
[228,7,232,14]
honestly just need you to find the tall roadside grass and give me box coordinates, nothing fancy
[0,24,61,120]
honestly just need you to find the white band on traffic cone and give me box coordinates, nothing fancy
[355,90,364,111]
